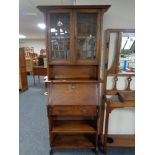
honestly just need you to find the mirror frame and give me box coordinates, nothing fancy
[105,29,135,75]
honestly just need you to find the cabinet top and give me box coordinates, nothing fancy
[37,5,111,12]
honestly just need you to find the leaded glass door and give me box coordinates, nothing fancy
[48,11,73,64]
[75,10,100,64]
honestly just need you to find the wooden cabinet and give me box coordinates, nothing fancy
[37,5,110,154]
[25,47,39,73]
[19,48,28,91]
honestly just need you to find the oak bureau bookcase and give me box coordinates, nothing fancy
[37,5,110,154]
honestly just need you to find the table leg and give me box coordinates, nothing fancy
[38,76,40,83]
[33,75,35,85]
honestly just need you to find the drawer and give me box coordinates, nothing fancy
[48,106,97,116]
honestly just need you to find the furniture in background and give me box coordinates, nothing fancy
[19,48,28,91]
[40,48,46,56]
[32,51,47,85]
[25,47,39,74]
[37,5,110,155]
[100,29,135,153]
[43,57,47,68]
[39,49,47,67]
[33,66,47,84]
[25,57,33,74]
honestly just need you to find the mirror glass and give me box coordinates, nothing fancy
[118,32,135,73]
[108,33,117,70]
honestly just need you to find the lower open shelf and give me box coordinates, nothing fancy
[107,134,135,147]
[51,134,96,148]
[52,120,96,133]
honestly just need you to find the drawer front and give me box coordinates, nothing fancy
[48,106,97,116]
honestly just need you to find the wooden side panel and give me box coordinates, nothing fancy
[19,48,28,91]
[20,70,28,90]
[19,48,26,67]
[48,65,98,80]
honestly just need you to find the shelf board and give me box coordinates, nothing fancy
[52,120,96,133]
[52,134,95,148]
[107,134,135,147]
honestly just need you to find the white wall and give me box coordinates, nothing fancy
[19,39,45,53]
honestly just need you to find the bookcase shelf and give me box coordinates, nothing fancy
[52,120,96,133]
[52,134,95,148]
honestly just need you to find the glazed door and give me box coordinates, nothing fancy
[47,9,101,65]
[74,10,101,65]
[47,10,73,64]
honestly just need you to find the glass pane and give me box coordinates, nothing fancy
[50,13,70,60]
[119,32,135,73]
[77,13,97,60]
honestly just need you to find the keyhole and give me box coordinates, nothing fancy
[71,84,76,89]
